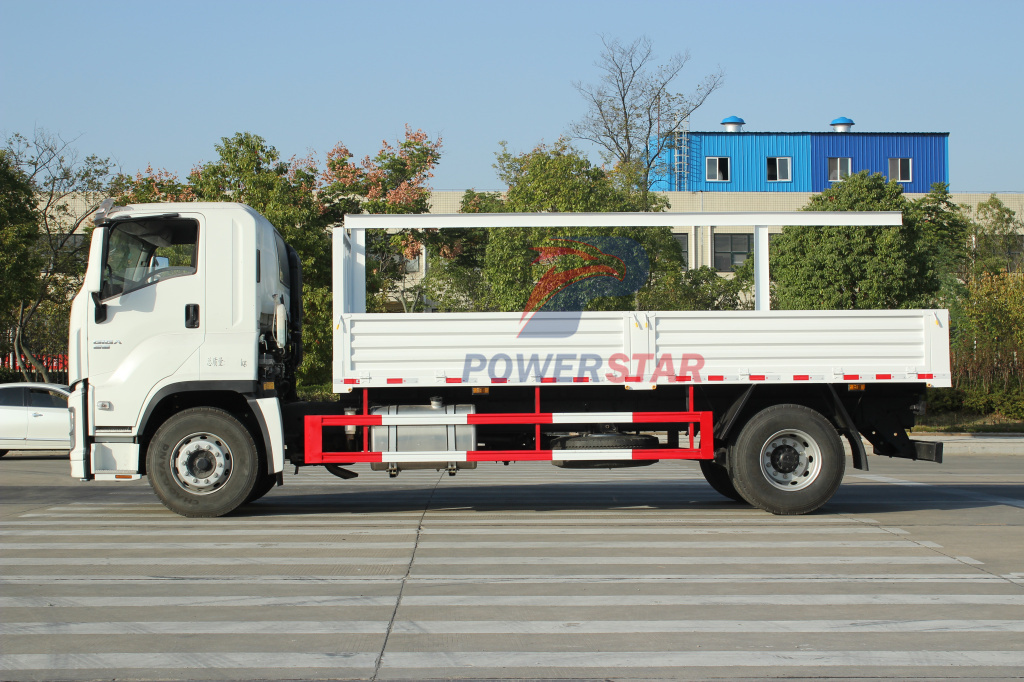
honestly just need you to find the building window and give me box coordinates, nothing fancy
[889,158,912,182]
[714,233,752,272]
[767,157,791,182]
[828,157,852,181]
[706,157,730,182]
[674,233,689,270]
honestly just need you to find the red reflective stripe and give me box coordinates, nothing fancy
[708,375,725,381]
[330,452,384,463]
[491,378,508,384]
[343,378,359,385]
[673,376,692,382]
[917,373,934,380]
[632,412,699,422]
[572,377,590,383]
[843,374,860,380]
[876,374,892,380]
[446,378,462,384]
[749,375,765,381]
[386,378,403,384]
[794,375,810,381]
[624,376,642,382]
[541,377,557,383]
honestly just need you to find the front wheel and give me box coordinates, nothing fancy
[729,404,845,515]
[146,407,259,518]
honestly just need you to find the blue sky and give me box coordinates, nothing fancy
[3,0,1022,192]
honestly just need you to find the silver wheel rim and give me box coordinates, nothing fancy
[759,428,822,491]
[169,432,232,495]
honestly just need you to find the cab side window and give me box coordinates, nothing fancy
[101,219,199,299]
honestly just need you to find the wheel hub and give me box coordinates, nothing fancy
[770,444,801,473]
[759,429,823,492]
[171,434,232,495]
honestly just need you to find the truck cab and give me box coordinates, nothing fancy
[68,202,301,514]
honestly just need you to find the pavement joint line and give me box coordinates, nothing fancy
[372,470,443,682]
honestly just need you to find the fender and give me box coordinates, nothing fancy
[135,380,281,473]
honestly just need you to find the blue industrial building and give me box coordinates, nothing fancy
[652,117,949,194]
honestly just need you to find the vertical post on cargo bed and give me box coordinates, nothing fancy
[362,388,369,453]
[754,225,769,311]
[534,386,541,451]
[689,385,695,450]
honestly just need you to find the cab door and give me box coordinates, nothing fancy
[87,214,206,430]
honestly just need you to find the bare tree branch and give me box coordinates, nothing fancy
[569,35,724,209]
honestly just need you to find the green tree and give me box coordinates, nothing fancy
[4,130,113,381]
[321,126,442,313]
[425,140,686,313]
[970,194,1023,277]
[770,172,968,311]
[569,35,724,209]
[0,150,42,345]
[112,127,441,382]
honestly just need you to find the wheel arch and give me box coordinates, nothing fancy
[137,382,269,474]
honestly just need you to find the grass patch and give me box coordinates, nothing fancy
[913,411,1024,433]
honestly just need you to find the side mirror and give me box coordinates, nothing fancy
[85,227,106,295]
[85,227,107,323]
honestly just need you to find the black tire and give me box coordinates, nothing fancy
[728,404,845,515]
[146,407,259,518]
[557,433,660,449]
[699,460,746,503]
[245,474,278,504]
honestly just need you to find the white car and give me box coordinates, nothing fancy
[0,383,71,456]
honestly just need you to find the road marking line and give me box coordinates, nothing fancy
[377,650,1024,668]
[851,474,1024,509]
[387,619,1024,634]
[0,573,1005,584]
[0,540,932,550]
[0,652,377,671]
[3,620,1022,636]
[0,555,964,567]
[5,594,1021,608]
[0,621,389,635]
[0,526,904,536]
[3,650,1023,671]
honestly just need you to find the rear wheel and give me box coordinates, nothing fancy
[146,407,259,518]
[699,460,745,503]
[728,404,845,515]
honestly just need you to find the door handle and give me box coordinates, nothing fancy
[185,304,200,329]
[32,413,43,417]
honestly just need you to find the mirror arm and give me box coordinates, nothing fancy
[91,292,107,323]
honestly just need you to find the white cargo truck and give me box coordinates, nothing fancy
[67,202,949,517]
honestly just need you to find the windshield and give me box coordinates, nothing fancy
[100,218,199,299]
